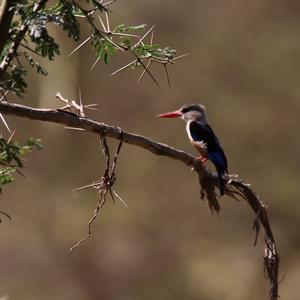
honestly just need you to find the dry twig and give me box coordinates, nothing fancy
[70,134,124,252]
[56,91,98,118]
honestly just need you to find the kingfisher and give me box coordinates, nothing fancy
[157,104,228,195]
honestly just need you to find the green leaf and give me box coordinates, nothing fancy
[92,35,117,64]
[113,24,147,33]
[25,138,43,151]
[103,52,109,64]
[0,66,28,97]
[0,167,15,186]
[42,1,81,41]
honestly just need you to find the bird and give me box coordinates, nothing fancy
[157,104,228,195]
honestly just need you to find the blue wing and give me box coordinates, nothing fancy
[189,121,228,172]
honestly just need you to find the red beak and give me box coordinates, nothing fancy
[157,110,182,118]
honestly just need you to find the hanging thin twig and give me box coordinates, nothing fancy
[70,134,124,252]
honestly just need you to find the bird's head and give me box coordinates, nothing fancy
[157,104,208,123]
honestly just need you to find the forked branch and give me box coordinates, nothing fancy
[0,101,279,300]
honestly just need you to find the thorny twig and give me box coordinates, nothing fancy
[0,210,11,222]
[69,133,124,252]
[56,91,98,118]
[1,0,185,95]
[70,1,187,86]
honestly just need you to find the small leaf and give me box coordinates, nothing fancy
[103,52,109,64]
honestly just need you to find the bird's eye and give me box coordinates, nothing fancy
[181,108,190,113]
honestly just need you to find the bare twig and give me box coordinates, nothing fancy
[68,36,92,57]
[173,53,190,61]
[132,53,159,86]
[111,189,127,208]
[163,64,171,88]
[137,31,154,83]
[98,15,107,32]
[0,113,11,133]
[56,91,98,117]
[0,82,15,102]
[103,0,117,7]
[111,59,137,76]
[20,43,43,57]
[105,11,110,32]
[0,210,11,222]
[70,135,124,251]
[90,56,102,71]
[0,83,15,132]
[132,25,155,49]
[69,190,106,252]
[137,60,152,83]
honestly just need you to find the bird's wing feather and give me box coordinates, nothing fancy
[189,121,228,172]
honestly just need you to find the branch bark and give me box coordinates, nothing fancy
[0,101,279,299]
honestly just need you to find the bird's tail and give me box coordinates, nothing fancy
[216,166,226,196]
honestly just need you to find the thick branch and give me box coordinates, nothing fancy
[0,0,15,57]
[0,101,279,299]
[0,101,200,169]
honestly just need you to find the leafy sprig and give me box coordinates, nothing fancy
[0,0,186,97]
[0,0,81,95]
[0,137,42,192]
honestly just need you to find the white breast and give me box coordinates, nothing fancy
[186,121,193,141]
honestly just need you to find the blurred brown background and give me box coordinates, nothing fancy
[1,0,300,299]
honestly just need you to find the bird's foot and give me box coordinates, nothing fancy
[191,156,208,172]
[196,155,208,164]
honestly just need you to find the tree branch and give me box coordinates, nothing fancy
[0,101,279,299]
[0,0,15,57]
[0,101,201,167]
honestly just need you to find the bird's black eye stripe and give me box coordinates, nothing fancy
[181,107,190,113]
[181,105,202,114]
